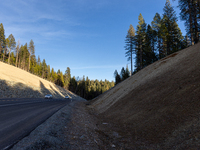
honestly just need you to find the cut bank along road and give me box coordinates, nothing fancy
[0,98,69,150]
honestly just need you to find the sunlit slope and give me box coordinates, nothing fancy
[91,43,200,143]
[0,62,77,98]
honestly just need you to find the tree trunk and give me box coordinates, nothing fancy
[189,0,194,45]
[15,52,18,67]
[130,42,133,75]
[18,59,20,68]
[140,40,143,70]
[0,46,2,61]
[29,54,31,72]
[8,50,11,64]
[194,1,199,43]
[3,49,5,62]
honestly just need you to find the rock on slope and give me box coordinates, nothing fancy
[90,43,200,148]
[0,62,79,99]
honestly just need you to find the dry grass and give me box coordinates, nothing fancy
[90,43,200,148]
[0,62,77,98]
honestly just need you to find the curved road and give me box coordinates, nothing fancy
[0,98,69,150]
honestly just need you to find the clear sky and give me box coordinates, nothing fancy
[1,0,185,81]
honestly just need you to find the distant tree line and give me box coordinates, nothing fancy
[69,76,114,100]
[115,0,195,85]
[0,23,114,100]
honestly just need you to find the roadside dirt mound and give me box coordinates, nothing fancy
[90,43,200,148]
[0,62,80,99]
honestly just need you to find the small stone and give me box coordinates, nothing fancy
[111,144,116,148]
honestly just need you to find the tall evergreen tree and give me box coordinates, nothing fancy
[143,24,157,67]
[6,34,16,64]
[161,0,183,56]
[69,76,77,93]
[30,53,37,74]
[124,65,130,79]
[178,0,199,45]
[151,13,163,59]
[10,52,15,66]
[114,70,121,85]
[19,43,29,70]
[0,23,6,60]
[15,40,20,67]
[120,67,126,80]
[28,39,35,71]
[56,71,64,87]
[42,59,47,78]
[51,68,57,83]
[125,24,135,75]
[47,65,51,81]
[64,67,71,89]
[135,13,146,71]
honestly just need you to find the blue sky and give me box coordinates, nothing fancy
[1,0,185,81]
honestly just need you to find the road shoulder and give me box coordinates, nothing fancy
[11,100,101,150]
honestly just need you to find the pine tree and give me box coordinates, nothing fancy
[18,44,29,70]
[125,24,135,75]
[114,70,121,85]
[56,71,64,87]
[143,24,158,67]
[0,23,6,61]
[30,54,37,74]
[178,0,199,45]
[28,39,35,71]
[124,65,130,79]
[69,76,77,93]
[42,59,47,78]
[47,65,51,81]
[6,34,16,64]
[161,0,183,56]
[120,67,126,80]
[15,40,20,67]
[64,67,71,89]
[10,52,15,66]
[135,13,146,71]
[151,13,163,59]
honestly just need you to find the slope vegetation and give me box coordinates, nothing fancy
[91,43,200,148]
[0,62,79,99]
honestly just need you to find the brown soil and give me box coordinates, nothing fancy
[90,43,200,149]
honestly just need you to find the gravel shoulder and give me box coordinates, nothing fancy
[11,99,145,150]
[11,99,103,150]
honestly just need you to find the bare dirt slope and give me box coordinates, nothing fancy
[0,62,79,99]
[90,43,200,148]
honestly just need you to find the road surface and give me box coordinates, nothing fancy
[0,98,69,150]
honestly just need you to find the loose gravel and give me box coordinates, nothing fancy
[11,100,102,150]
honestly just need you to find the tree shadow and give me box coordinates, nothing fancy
[0,79,85,100]
[39,81,51,96]
[0,79,42,99]
[0,79,66,99]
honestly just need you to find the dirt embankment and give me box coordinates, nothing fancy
[89,43,200,149]
[0,62,81,99]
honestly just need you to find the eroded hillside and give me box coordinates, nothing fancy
[90,43,200,148]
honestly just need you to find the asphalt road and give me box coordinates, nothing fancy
[0,98,69,150]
